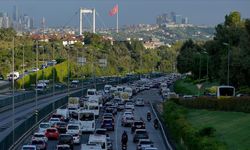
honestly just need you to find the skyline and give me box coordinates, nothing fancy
[0,0,249,28]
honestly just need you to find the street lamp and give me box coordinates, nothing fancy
[223,42,230,85]
[201,50,209,82]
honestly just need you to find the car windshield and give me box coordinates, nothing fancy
[40,123,49,128]
[103,120,112,123]
[47,129,56,132]
[32,140,44,144]
[140,141,152,144]
[34,134,44,137]
[79,113,94,121]
[134,122,143,125]
[22,147,36,150]
[59,135,72,141]
[57,147,71,150]
[68,125,79,130]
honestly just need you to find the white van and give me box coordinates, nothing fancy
[124,87,133,98]
[87,89,97,98]
[88,134,107,150]
[56,109,69,120]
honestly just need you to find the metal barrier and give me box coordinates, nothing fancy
[150,102,174,150]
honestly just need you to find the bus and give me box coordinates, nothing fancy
[78,110,95,132]
[217,86,235,99]
[84,100,100,117]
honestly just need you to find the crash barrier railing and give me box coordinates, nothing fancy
[150,102,174,150]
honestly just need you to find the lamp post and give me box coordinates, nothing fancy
[223,43,230,85]
[201,50,209,82]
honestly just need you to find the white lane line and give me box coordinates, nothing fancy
[115,112,121,150]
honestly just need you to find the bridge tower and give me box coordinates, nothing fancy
[79,8,96,35]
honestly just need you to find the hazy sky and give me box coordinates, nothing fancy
[0,0,250,28]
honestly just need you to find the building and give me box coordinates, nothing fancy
[174,15,182,24]
[182,17,188,24]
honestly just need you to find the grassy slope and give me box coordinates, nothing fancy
[174,78,218,96]
[187,109,250,150]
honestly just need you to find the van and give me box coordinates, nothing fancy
[88,134,107,150]
[87,89,97,98]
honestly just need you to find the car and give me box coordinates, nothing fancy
[142,147,158,150]
[137,139,154,150]
[131,120,145,133]
[45,128,59,140]
[125,101,135,110]
[123,111,134,117]
[38,122,50,133]
[21,145,37,150]
[105,106,117,115]
[107,138,113,150]
[117,102,125,111]
[94,128,110,140]
[31,139,47,150]
[32,132,48,143]
[102,113,114,122]
[122,115,134,127]
[133,129,149,143]
[81,144,102,150]
[72,134,81,144]
[58,134,74,150]
[66,124,81,135]
[54,122,67,133]
[101,119,114,131]
[49,118,61,127]
[31,68,40,72]
[51,114,65,122]
[135,98,144,106]
[56,144,71,150]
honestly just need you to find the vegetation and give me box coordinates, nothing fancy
[162,101,226,150]
[176,11,250,88]
[174,77,218,96]
[187,109,250,150]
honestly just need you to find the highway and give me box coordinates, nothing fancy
[20,88,168,150]
[0,87,84,141]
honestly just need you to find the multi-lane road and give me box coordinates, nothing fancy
[21,88,169,150]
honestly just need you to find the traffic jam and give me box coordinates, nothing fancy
[21,74,180,150]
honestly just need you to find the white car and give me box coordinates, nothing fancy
[49,118,60,126]
[21,145,37,150]
[66,124,81,135]
[125,101,135,110]
[135,98,144,106]
[137,139,154,150]
[56,144,70,150]
[72,134,81,144]
[38,122,50,133]
[32,132,48,143]
[123,111,134,117]
[143,147,158,150]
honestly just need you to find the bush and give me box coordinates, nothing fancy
[162,101,226,150]
[174,97,250,113]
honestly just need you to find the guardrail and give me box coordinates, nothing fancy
[150,101,174,150]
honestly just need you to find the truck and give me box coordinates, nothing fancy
[120,92,129,101]
[68,97,80,110]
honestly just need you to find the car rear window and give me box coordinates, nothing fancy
[32,140,44,144]
[47,129,56,132]
[136,130,147,134]
[68,125,79,130]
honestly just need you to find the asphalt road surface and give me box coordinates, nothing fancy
[21,88,168,150]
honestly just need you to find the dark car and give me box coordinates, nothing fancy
[54,122,67,133]
[105,106,117,115]
[58,134,74,150]
[51,114,65,122]
[101,119,114,131]
[117,102,125,111]
[131,120,145,133]
[31,139,47,150]
[0,74,4,80]
[133,129,149,143]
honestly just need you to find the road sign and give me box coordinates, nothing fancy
[196,84,202,89]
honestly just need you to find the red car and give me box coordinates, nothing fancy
[45,128,59,140]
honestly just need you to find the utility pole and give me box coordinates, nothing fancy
[12,37,15,145]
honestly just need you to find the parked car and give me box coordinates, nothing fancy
[45,128,59,140]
